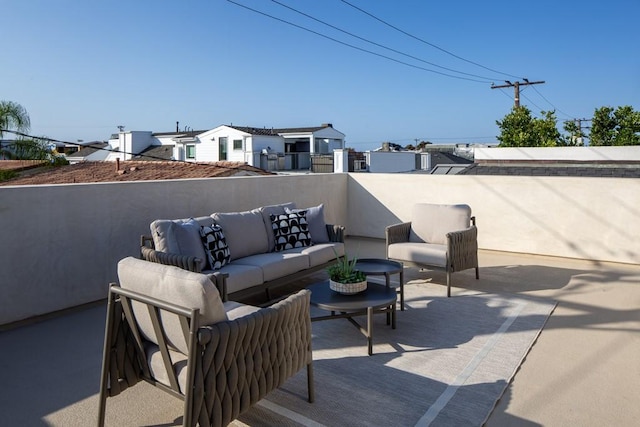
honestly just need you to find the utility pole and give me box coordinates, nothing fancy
[491,78,545,108]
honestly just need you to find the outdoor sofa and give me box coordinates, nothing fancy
[141,202,345,301]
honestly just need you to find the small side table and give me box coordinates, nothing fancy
[354,258,405,310]
[308,281,396,356]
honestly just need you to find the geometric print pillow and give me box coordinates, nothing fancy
[271,211,311,252]
[200,224,231,270]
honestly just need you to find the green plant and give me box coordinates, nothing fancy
[327,249,366,284]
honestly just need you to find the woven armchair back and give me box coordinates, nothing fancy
[99,288,313,427]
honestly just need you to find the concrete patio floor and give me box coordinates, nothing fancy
[1,237,639,426]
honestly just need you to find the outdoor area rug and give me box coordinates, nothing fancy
[233,280,556,427]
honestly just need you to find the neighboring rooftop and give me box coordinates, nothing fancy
[0,161,274,186]
[459,162,640,177]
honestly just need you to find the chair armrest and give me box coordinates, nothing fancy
[385,222,411,247]
[446,225,478,272]
[194,290,312,426]
[326,224,346,242]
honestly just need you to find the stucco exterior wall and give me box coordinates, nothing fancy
[2,172,639,326]
[347,173,640,265]
[0,174,348,325]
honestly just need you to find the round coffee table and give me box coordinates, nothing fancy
[354,258,404,310]
[307,281,396,356]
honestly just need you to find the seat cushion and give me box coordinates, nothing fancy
[214,263,265,294]
[285,204,330,243]
[117,257,227,354]
[234,252,310,282]
[285,242,345,266]
[212,209,269,260]
[387,242,448,268]
[150,218,208,271]
[258,202,296,251]
[409,204,471,245]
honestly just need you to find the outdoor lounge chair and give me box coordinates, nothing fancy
[385,203,479,297]
[98,257,314,427]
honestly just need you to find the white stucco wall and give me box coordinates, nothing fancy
[475,146,640,161]
[0,174,348,325]
[2,172,640,325]
[347,173,640,265]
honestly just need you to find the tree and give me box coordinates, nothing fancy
[496,106,560,147]
[560,120,585,146]
[590,105,640,146]
[0,100,30,138]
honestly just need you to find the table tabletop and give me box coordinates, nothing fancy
[354,258,403,275]
[308,281,397,312]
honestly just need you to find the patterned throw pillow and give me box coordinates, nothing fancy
[271,212,311,251]
[200,224,231,270]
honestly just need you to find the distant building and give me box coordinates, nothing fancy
[75,123,346,172]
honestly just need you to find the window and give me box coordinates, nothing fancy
[219,137,227,160]
[186,144,196,159]
[233,139,243,150]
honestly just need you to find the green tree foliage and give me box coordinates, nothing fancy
[589,105,640,146]
[0,100,30,138]
[496,106,560,147]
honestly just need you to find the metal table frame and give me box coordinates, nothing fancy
[308,281,396,356]
[354,258,405,310]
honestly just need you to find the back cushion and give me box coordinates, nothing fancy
[259,202,296,251]
[117,257,227,354]
[409,204,472,245]
[211,209,270,260]
[150,218,207,271]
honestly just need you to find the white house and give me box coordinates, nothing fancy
[101,123,345,171]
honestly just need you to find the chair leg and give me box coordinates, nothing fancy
[446,271,451,297]
[97,292,116,427]
[307,362,315,403]
[475,267,480,280]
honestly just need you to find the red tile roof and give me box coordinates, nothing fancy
[0,161,274,186]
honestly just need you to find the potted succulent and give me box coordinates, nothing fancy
[327,251,367,294]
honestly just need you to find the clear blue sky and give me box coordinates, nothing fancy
[3,0,639,151]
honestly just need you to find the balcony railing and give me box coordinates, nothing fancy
[1,172,639,326]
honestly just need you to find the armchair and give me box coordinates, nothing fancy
[98,257,314,427]
[385,203,479,297]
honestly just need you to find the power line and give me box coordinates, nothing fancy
[529,84,573,119]
[226,0,490,83]
[339,0,522,79]
[269,0,498,82]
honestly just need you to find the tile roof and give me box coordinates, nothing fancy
[0,160,48,171]
[0,161,274,186]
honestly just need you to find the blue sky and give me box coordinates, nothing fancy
[3,0,639,151]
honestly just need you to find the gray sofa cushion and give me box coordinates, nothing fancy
[234,252,310,282]
[285,203,330,243]
[285,242,345,266]
[259,202,296,251]
[117,257,227,354]
[212,263,265,294]
[409,203,472,245]
[212,209,269,261]
[150,218,208,271]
